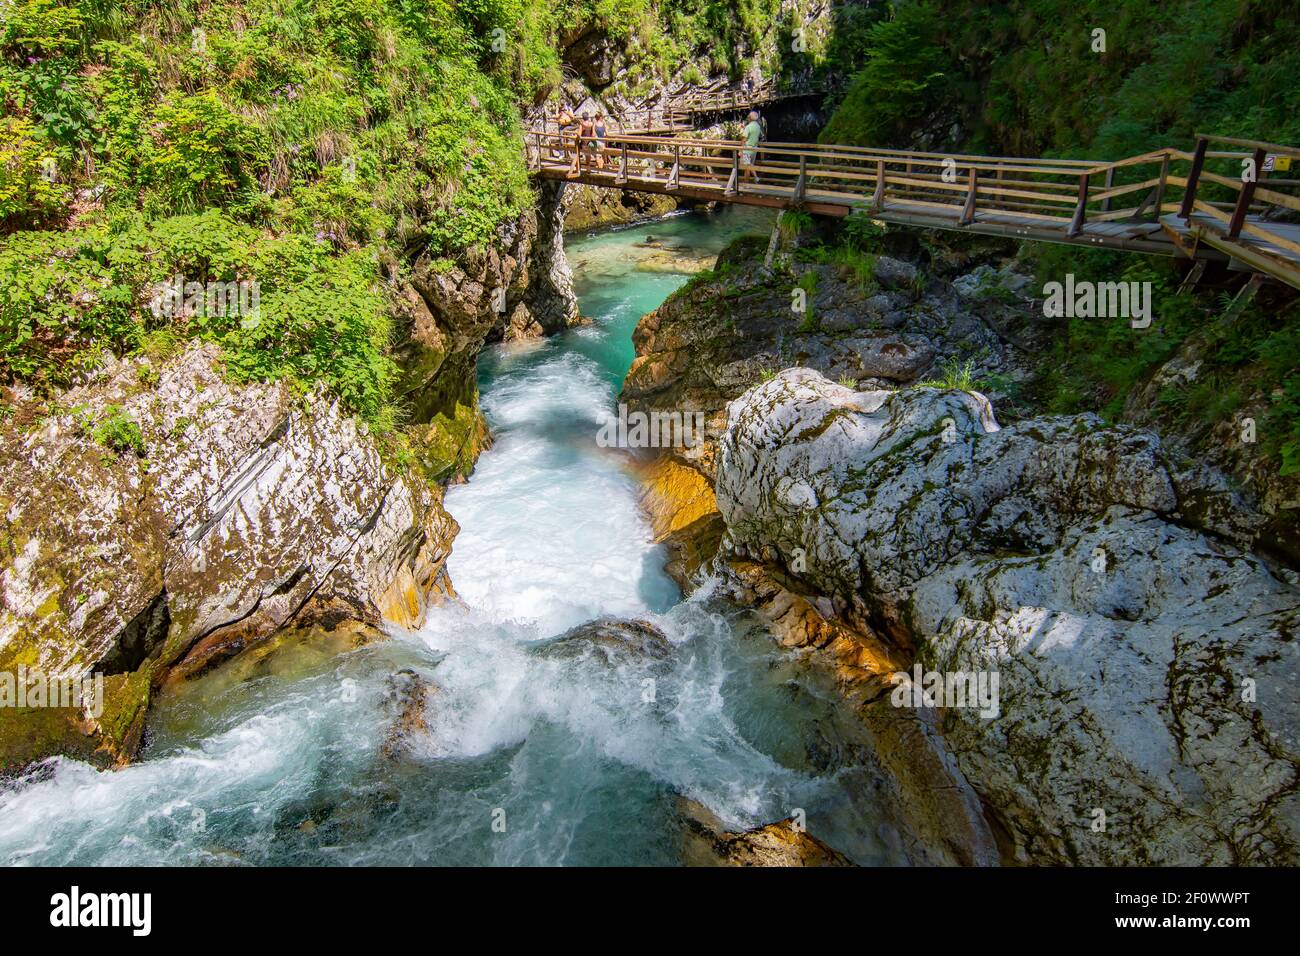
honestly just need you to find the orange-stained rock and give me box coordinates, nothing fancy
[634,454,718,542]
[677,799,853,867]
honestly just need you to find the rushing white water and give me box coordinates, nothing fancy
[442,345,676,634]
[0,208,913,866]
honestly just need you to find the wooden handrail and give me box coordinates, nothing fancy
[1194,133,1300,160]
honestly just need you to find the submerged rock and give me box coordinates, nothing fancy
[381,669,437,761]
[715,367,1300,865]
[564,185,678,232]
[534,617,674,666]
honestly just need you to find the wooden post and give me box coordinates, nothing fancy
[872,159,885,211]
[1152,152,1170,220]
[726,150,740,197]
[667,145,680,190]
[1178,137,1208,222]
[617,142,628,184]
[960,168,978,225]
[1068,173,1090,237]
[794,154,807,201]
[1177,258,1206,295]
[1227,147,1266,239]
[1219,273,1264,324]
[1100,165,1115,213]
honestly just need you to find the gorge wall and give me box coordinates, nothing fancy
[1,0,821,775]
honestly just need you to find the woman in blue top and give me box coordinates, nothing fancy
[593,112,608,170]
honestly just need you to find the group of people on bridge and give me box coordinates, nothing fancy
[548,105,767,184]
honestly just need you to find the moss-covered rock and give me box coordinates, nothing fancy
[564,186,679,232]
[0,344,465,770]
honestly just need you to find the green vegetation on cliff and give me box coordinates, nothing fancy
[0,0,549,420]
[821,0,1300,156]
[1,0,828,426]
[820,0,1300,477]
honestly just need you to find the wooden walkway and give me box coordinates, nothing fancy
[532,81,825,140]
[670,78,825,114]
[528,129,1300,290]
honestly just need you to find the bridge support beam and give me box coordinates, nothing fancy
[1068,174,1090,238]
[1177,259,1207,295]
[1219,273,1264,325]
[1100,166,1115,213]
[960,169,978,225]
[1179,138,1209,222]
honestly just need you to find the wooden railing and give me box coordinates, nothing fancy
[526,79,1300,282]
[1173,133,1300,260]
[532,108,693,143]
[533,79,824,142]
[526,127,1300,285]
[529,128,1109,220]
[671,78,824,113]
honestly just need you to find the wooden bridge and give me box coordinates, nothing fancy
[528,128,1300,290]
[532,79,825,138]
[670,77,826,114]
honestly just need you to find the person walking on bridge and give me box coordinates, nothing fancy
[555,104,576,163]
[593,112,608,170]
[741,110,763,185]
[571,112,596,176]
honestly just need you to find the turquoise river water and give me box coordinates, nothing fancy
[0,207,918,866]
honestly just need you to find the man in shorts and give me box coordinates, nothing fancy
[556,104,576,163]
[740,110,763,184]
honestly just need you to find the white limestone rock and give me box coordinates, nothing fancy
[716,367,1300,864]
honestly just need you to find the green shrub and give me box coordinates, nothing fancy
[919,358,977,392]
[0,116,71,228]
[90,404,146,457]
[139,90,267,214]
[0,227,125,389]
[1,0,87,58]
[0,0,838,434]
[843,211,886,251]
[820,2,951,147]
